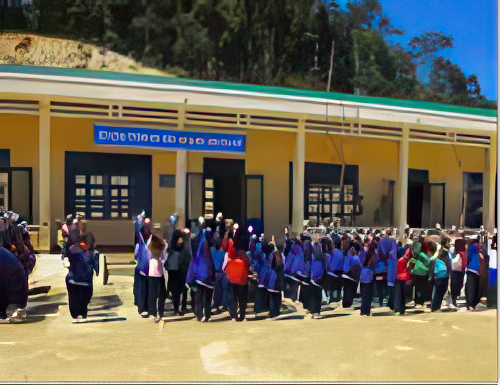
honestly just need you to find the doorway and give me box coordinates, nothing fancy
[0,167,33,224]
[407,169,429,228]
[203,158,245,225]
[462,172,483,228]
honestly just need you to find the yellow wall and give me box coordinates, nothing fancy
[304,133,400,228]
[246,130,295,241]
[245,131,400,241]
[0,114,39,223]
[409,142,486,228]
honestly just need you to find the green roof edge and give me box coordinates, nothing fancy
[0,64,496,118]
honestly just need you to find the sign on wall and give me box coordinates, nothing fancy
[94,124,245,153]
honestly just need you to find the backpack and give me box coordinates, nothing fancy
[412,253,430,276]
[451,253,463,271]
[434,259,448,278]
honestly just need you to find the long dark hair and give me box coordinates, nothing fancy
[341,237,350,255]
[234,227,250,252]
[313,242,325,263]
[320,237,333,255]
[169,230,184,252]
[140,221,152,242]
[272,249,283,268]
[363,244,376,267]
[303,241,314,263]
[262,242,274,256]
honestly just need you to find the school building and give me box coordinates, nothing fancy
[0,65,497,251]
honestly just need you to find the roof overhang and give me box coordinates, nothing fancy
[0,70,496,144]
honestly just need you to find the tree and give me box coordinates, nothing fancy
[18,0,494,109]
[408,30,453,64]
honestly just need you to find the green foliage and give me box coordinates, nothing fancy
[18,0,496,109]
[409,30,454,63]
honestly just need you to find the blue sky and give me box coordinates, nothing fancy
[337,0,497,100]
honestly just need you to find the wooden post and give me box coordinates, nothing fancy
[327,40,335,92]
[397,125,409,243]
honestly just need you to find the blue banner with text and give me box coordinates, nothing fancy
[94,124,245,153]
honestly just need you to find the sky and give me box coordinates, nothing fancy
[337,0,497,100]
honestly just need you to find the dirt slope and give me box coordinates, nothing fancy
[0,32,172,76]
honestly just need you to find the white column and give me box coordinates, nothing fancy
[292,119,305,235]
[39,99,51,228]
[484,132,497,233]
[175,107,187,230]
[396,124,409,243]
[175,150,187,231]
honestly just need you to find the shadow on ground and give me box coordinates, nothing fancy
[81,317,127,323]
[88,295,123,311]
[317,313,350,319]
[29,286,52,296]
[28,291,67,303]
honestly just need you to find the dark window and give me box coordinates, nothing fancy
[463,172,483,228]
[0,150,10,167]
[65,152,151,220]
[159,174,176,188]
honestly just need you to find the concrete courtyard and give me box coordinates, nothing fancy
[0,253,497,382]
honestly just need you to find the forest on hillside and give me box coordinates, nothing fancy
[1,0,496,109]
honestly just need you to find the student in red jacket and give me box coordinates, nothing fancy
[394,247,412,315]
[224,227,251,321]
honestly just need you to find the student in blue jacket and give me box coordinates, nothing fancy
[133,214,152,317]
[265,246,285,319]
[374,239,388,307]
[360,242,377,316]
[187,229,216,322]
[0,247,28,323]
[211,235,227,313]
[298,239,313,311]
[320,237,334,303]
[254,242,273,315]
[378,232,398,310]
[465,235,482,311]
[309,241,326,319]
[283,239,302,302]
[66,236,98,323]
[342,246,361,308]
[326,245,344,303]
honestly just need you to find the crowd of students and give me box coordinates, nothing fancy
[133,211,494,323]
[0,207,492,325]
[0,210,36,323]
